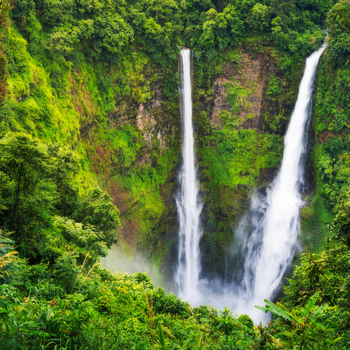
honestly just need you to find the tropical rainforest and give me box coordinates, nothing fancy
[1,0,350,348]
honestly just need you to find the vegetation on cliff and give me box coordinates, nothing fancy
[0,0,333,272]
[1,0,350,348]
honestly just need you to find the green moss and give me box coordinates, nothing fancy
[1,2,334,283]
[201,129,283,189]
[0,19,182,278]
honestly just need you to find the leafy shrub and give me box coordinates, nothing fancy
[73,187,121,248]
[163,72,180,101]
[92,14,134,63]
[266,75,281,96]
[328,32,350,68]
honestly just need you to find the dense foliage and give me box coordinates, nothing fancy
[0,0,12,105]
[1,0,350,349]
[10,0,331,68]
[1,0,334,262]
[312,0,350,210]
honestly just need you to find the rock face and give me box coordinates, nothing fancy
[203,45,300,136]
[211,50,265,130]
[97,72,181,278]
[2,12,330,293]
[54,58,183,290]
[13,34,302,287]
[187,41,305,281]
[99,41,305,287]
[50,40,305,287]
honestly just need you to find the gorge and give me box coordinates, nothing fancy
[1,0,350,348]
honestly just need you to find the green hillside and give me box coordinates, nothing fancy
[1,0,350,348]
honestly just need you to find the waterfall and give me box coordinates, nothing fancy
[224,43,327,322]
[174,44,326,323]
[175,49,203,303]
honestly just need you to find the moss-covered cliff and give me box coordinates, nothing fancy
[191,37,312,279]
[3,0,350,348]
[0,23,183,285]
[0,0,335,289]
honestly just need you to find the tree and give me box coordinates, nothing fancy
[73,187,121,248]
[52,216,108,258]
[271,16,289,50]
[129,0,182,63]
[44,26,80,59]
[0,133,51,236]
[0,133,120,261]
[328,32,350,67]
[247,3,269,32]
[327,0,350,35]
[269,0,296,32]
[92,14,134,62]
[326,0,350,67]
[46,142,79,217]
[36,0,74,29]
[215,5,244,50]
[193,5,244,59]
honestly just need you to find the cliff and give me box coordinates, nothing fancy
[0,0,332,288]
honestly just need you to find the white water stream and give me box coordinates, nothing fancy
[175,49,203,303]
[226,43,327,322]
[175,44,326,322]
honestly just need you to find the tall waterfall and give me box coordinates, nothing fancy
[174,44,326,323]
[224,43,327,322]
[175,49,203,302]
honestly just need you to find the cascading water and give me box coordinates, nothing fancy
[174,43,326,323]
[175,49,203,303]
[225,43,327,322]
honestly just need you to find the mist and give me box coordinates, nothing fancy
[101,245,163,288]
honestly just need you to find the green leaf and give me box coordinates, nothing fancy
[158,322,167,350]
[310,304,329,320]
[302,292,319,318]
[257,299,298,323]
[0,310,9,321]
[254,305,269,314]
[46,307,53,321]
[310,320,325,330]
